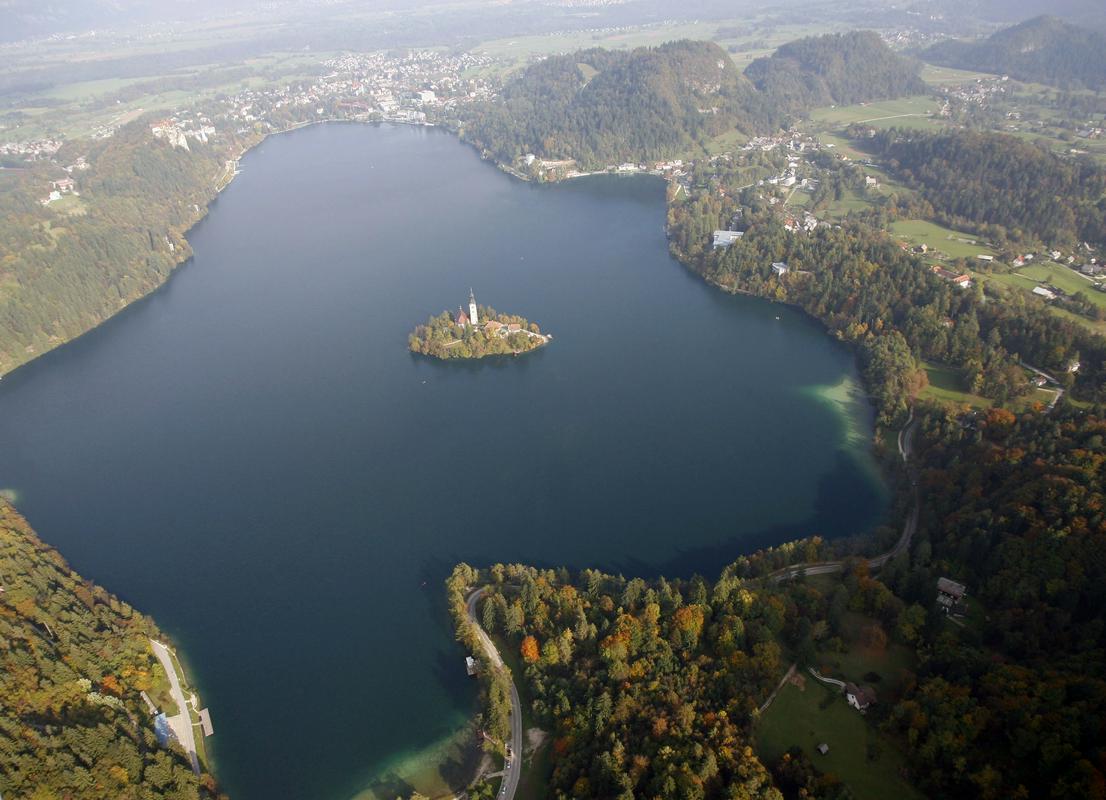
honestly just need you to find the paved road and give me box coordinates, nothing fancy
[150,639,200,775]
[770,413,919,582]
[466,588,522,800]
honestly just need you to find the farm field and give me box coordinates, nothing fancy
[810,95,943,129]
[891,219,996,260]
[1016,262,1106,309]
[468,19,842,77]
[918,64,998,85]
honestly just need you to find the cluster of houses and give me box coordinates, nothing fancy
[940,75,1009,111]
[0,137,62,159]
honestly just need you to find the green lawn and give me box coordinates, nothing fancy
[822,188,873,216]
[891,219,996,260]
[820,612,918,698]
[1015,262,1106,308]
[757,681,925,800]
[921,361,991,409]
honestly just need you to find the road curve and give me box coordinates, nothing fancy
[466,588,522,800]
[770,413,920,582]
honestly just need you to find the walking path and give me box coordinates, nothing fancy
[150,639,201,775]
[808,666,846,690]
[466,588,522,800]
[757,662,797,714]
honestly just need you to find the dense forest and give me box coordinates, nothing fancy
[886,405,1106,798]
[923,15,1106,91]
[0,121,251,376]
[448,562,789,800]
[461,33,922,170]
[0,501,225,799]
[408,306,548,359]
[862,128,1106,247]
[449,402,1106,799]
[460,41,777,169]
[745,31,926,112]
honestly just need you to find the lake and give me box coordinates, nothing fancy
[0,123,886,799]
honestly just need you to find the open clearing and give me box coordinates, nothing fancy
[891,219,996,260]
[811,96,943,129]
[757,681,924,800]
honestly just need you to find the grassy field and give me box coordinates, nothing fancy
[918,64,998,85]
[890,219,996,260]
[757,680,924,800]
[921,362,992,409]
[1016,262,1106,308]
[811,95,943,130]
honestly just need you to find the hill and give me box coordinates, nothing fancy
[0,501,224,799]
[864,128,1106,246]
[460,40,779,169]
[922,16,1106,89]
[745,30,927,111]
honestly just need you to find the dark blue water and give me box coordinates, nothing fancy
[0,123,886,799]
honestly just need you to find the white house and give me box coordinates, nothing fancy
[712,230,744,249]
[845,683,877,712]
[1032,286,1056,301]
[772,262,789,276]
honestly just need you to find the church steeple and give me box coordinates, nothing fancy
[468,288,478,327]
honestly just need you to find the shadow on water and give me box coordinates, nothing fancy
[417,449,887,586]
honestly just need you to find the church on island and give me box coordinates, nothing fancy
[455,289,479,327]
[407,289,549,361]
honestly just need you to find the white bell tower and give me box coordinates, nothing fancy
[468,289,478,327]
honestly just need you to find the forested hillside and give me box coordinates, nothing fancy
[923,16,1106,90]
[460,41,777,169]
[0,501,224,799]
[462,34,925,170]
[745,31,926,111]
[863,128,1106,247]
[0,122,248,376]
[890,406,1106,798]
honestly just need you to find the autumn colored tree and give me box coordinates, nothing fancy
[520,635,540,663]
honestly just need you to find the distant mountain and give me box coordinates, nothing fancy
[910,0,1106,29]
[745,30,927,111]
[923,16,1106,89]
[461,40,779,169]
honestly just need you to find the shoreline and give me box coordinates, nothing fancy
[2,119,902,800]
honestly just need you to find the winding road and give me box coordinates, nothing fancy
[769,412,920,582]
[466,588,522,800]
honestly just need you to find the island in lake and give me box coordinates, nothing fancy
[409,289,551,359]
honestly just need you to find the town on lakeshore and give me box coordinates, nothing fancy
[408,289,551,360]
